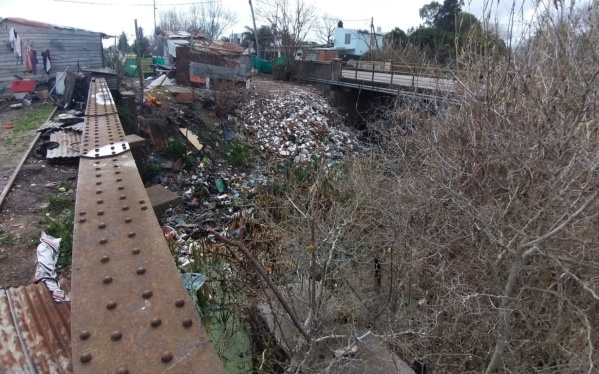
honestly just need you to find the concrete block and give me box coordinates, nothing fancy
[145,185,182,214]
[125,134,146,148]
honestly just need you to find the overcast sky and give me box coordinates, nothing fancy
[1,0,540,43]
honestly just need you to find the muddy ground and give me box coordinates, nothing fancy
[0,159,77,288]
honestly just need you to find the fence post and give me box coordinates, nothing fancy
[372,62,375,82]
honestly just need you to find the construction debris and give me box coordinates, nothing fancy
[179,127,203,151]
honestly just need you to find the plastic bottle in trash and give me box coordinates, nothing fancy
[215,178,226,193]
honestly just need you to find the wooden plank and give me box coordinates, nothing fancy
[179,128,203,151]
[0,106,57,210]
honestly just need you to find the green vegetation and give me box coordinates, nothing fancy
[44,192,75,270]
[144,164,162,183]
[161,139,197,170]
[162,140,187,160]
[0,230,14,245]
[222,140,258,168]
[167,239,253,373]
[13,104,55,133]
[47,194,75,215]
[116,104,135,134]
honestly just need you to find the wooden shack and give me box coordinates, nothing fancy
[0,17,105,97]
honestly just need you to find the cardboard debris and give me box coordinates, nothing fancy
[179,128,203,151]
[167,86,199,103]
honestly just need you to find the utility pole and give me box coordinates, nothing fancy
[249,0,260,58]
[370,17,380,50]
[134,19,144,106]
[153,0,157,57]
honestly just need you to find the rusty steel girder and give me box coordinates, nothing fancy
[71,79,224,373]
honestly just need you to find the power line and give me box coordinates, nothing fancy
[49,0,217,6]
[323,17,370,22]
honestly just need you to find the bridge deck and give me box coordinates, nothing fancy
[340,66,456,92]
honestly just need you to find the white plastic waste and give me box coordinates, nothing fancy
[34,232,70,303]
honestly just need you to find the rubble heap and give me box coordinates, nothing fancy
[240,87,358,162]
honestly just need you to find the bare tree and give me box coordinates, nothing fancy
[315,15,338,46]
[158,3,237,39]
[209,1,599,373]
[258,0,317,79]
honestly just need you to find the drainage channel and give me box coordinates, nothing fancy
[71,78,224,373]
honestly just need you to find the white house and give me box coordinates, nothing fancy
[229,32,244,45]
[333,21,385,56]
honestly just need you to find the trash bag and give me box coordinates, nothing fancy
[72,73,90,103]
[34,141,59,159]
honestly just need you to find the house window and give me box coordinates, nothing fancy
[345,33,351,44]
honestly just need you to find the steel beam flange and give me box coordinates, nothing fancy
[72,78,224,373]
[80,142,129,158]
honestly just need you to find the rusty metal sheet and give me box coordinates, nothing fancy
[0,280,72,373]
[47,129,82,159]
[71,78,224,373]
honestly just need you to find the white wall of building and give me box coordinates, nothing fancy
[333,27,385,56]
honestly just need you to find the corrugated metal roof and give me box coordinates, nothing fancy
[0,17,104,35]
[46,129,82,159]
[0,279,72,373]
[162,29,244,55]
[192,39,245,55]
[3,17,52,28]
[40,121,85,133]
[39,121,64,131]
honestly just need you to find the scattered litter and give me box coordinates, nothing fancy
[3,124,15,130]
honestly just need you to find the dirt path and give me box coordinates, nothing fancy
[0,159,77,288]
[0,103,54,195]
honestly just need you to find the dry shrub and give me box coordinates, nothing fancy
[244,2,599,373]
[211,78,247,118]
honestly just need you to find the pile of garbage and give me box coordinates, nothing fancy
[157,157,267,268]
[240,87,359,163]
[147,83,366,269]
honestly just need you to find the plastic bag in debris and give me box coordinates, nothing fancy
[33,232,70,303]
[220,122,235,142]
[181,273,206,291]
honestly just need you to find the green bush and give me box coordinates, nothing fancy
[222,140,258,168]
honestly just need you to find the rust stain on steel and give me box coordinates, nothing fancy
[81,80,127,159]
[0,280,72,373]
[71,79,224,373]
